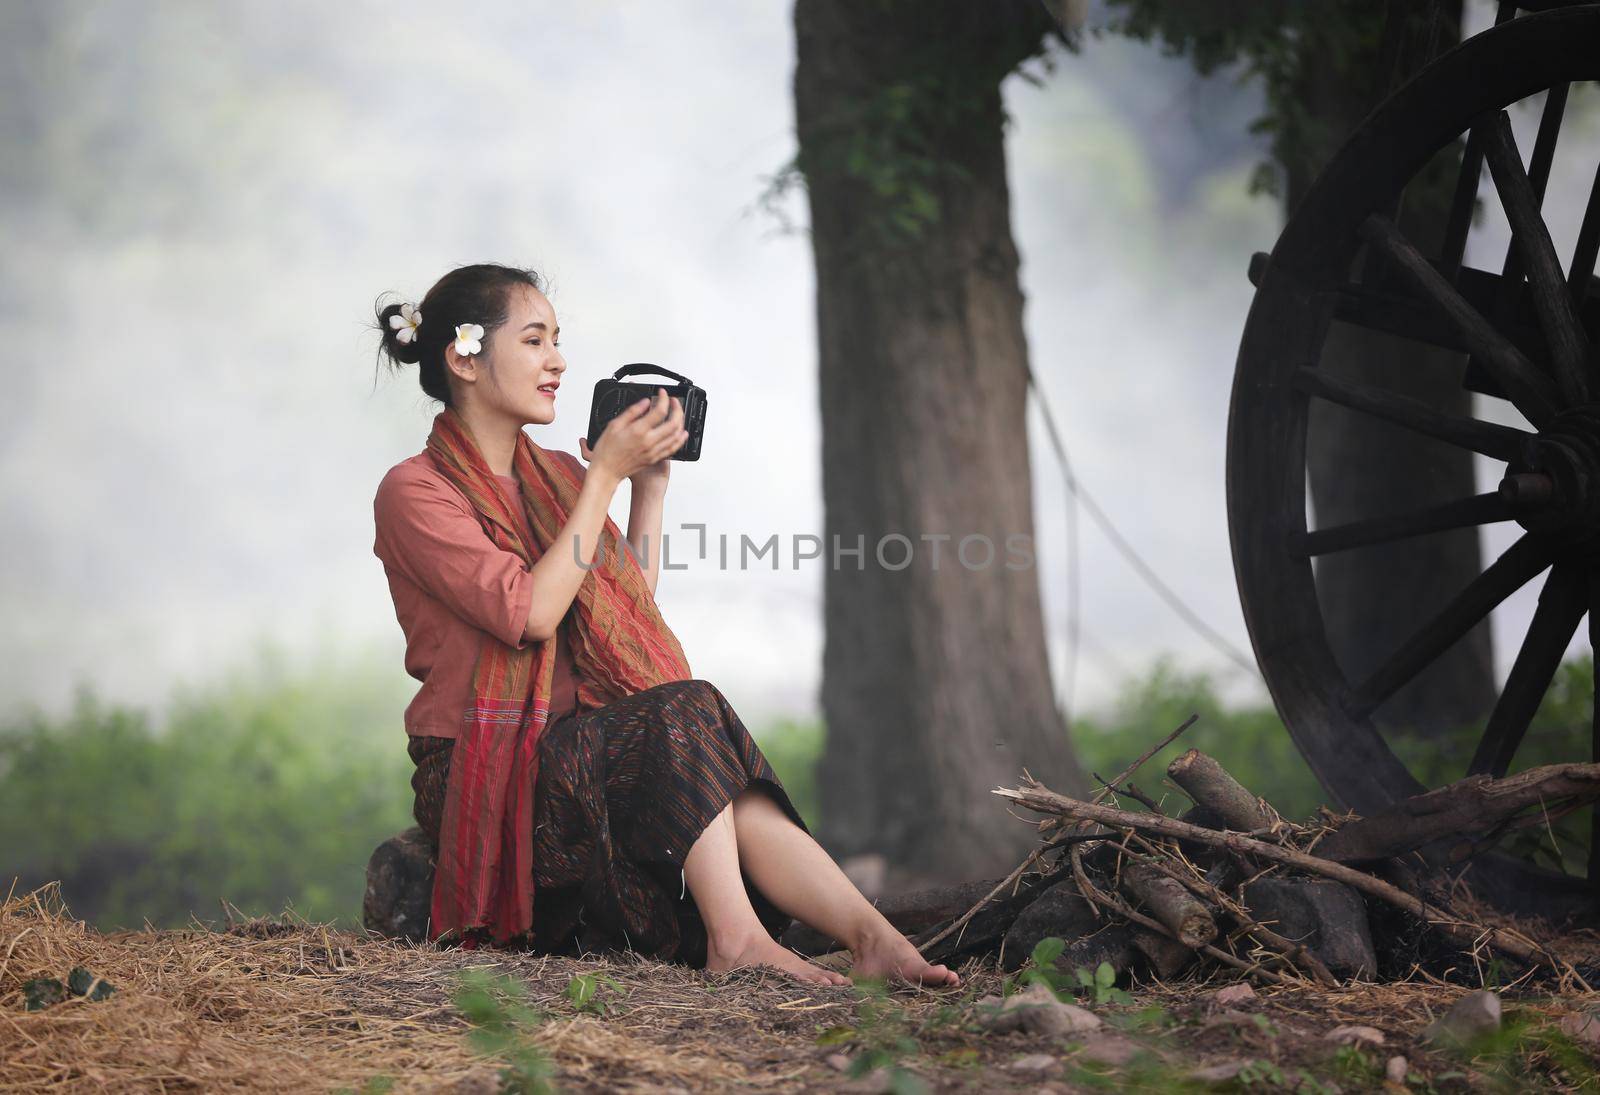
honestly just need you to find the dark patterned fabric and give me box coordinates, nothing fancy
[407,678,807,967]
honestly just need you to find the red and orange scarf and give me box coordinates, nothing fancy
[422,405,692,947]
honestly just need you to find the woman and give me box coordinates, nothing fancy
[370,262,958,989]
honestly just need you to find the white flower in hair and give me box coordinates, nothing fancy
[389,301,422,344]
[454,322,485,356]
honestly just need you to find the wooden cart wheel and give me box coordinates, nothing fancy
[1227,5,1600,882]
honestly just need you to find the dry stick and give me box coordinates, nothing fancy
[1094,772,1162,813]
[1126,836,1338,987]
[1167,748,1276,833]
[1120,860,1218,948]
[1069,851,1296,987]
[916,714,1200,954]
[993,781,1564,972]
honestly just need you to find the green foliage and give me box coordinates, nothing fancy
[758,4,1072,261]
[815,976,930,1094]
[1387,656,1594,875]
[1005,937,1134,1008]
[1072,656,1327,822]
[0,640,419,931]
[1097,1,1391,201]
[331,1076,395,1095]
[752,717,822,826]
[451,968,558,1094]
[562,971,624,1016]
[1008,935,1075,997]
[1075,961,1135,1007]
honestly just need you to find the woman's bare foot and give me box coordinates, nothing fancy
[849,928,962,989]
[706,930,851,987]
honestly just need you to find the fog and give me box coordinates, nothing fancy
[1,0,1591,733]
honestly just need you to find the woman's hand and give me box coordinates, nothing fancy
[579,387,687,486]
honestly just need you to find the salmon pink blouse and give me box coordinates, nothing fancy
[373,450,584,738]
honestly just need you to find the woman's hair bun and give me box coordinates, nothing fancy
[376,301,423,366]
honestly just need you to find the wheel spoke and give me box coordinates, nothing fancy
[1466,563,1586,777]
[1294,366,1532,462]
[1440,128,1485,282]
[1571,161,1600,302]
[1590,568,1600,886]
[1293,492,1516,558]
[1358,213,1562,426]
[1346,533,1555,719]
[1479,108,1592,404]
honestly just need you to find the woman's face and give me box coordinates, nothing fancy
[459,285,567,426]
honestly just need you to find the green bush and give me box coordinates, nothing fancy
[0,638,417,931]
[4,647,1588,933]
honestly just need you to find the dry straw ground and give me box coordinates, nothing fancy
[6,878,1600,1092]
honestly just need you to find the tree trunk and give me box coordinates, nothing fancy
[793,0,1087,887]
[1295,0,1497,737]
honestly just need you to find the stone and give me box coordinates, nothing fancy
[1007,1053,1059,1074]
[1422,989,1502,1047]
[825,1053,852,1072]
[1212,983,1256,1007]
[1000,882,1107,973]
[1076,1032,1143,1067]
[1385,1056,1409,1084]
[1324,1025,1385,1047]
[838,1066,895,1093]
[977,983,1102,1037]
[1560,1010,1600,1046]
[1241,878,1377,978]
[1190,1060,1247,1083]
[362,828,436,942]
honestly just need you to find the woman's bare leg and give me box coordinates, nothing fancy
[730,784,961,989]
[682,799,850,986]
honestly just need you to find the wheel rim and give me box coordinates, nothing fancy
[1228,5,1600,819]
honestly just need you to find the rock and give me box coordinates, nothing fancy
[1000,882,1104,972]
[1200,1009,1264,1033]
[1422,989,1502,1047]
[1212,983,1256,1007]
[1076,1032,1143,1067]
[838,1066,895,1093]
[1385,1056,1409,1084]
[1241,878,1377,978]
[1007,1053,1059,1074]
[1190,1060,1247,1083]
[977,983,1102,1037]
[362,828,436,942]
[1560,1011,1600,1046]
[1325,1025,1385,1047]
[825,1053,852,1072]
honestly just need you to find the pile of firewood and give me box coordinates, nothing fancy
[784,717,1600,989]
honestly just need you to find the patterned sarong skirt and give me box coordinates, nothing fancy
[407,678,809,967]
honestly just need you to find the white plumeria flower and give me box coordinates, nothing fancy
[454,322,485,357]
[389,301,422,344]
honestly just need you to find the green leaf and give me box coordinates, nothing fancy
[1031,936,1065,967]
[23,977,67,1010]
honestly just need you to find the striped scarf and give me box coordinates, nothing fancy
[422,405,692,947]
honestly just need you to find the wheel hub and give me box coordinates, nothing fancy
[1502,403,1600,549]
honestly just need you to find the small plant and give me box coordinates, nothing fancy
[331,1077,395,1095]
[1005,937,1134,1007]
[1236,1058,1286,1086]
[1010,936,1076,997]
[1328,1044,1382,1088]
[1074,961,1135,1007]
[450,968,559,1094]
[563,971,625,1016]
[814,975,929,1094]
